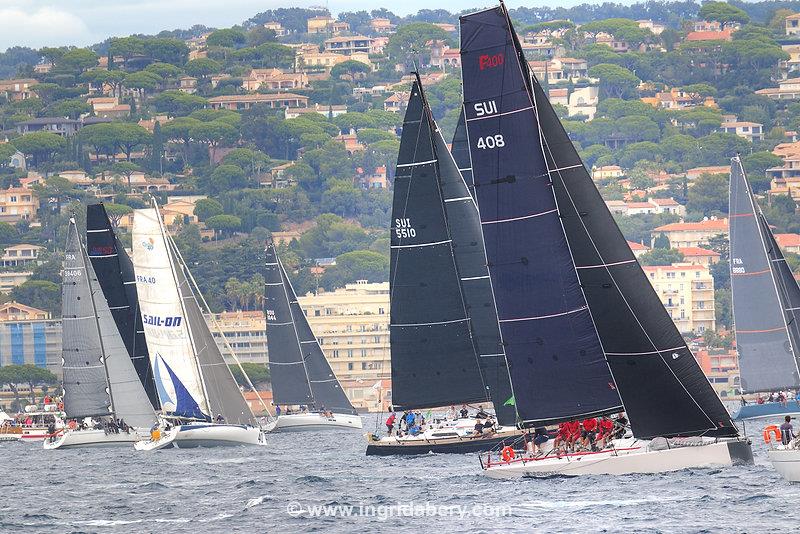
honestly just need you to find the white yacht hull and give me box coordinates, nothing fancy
[169,423,264,448]
[767,449,800,482]
[134,427,179,451]
[482,438,752,478]
[43,429,147,450]
[264,413,363,432]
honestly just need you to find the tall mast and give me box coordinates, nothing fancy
[152,198,214,419]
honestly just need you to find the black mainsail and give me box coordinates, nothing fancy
[86,203,160,410]
[461,3,737,439]
[449,102,516,426]
[264,242,357,415]
[389,77,495,412]
[62,218,156,428]
[460,6,622,426]
[729,156,800,392]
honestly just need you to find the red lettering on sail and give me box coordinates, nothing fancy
[479,53,504,70]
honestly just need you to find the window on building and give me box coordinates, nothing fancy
[347,349,353,358]
[348,363,353,371]
[361,349,367,357]
[332,350,339,358]
[314,310,321,316]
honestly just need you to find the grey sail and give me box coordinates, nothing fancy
[264,242,356,414]
[729,156,800,391]
[169,238,256,425]
[62,221,112,419]
[89,248,157,429]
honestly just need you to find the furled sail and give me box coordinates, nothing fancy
[729,156,800,391]
[461,3,737,438]
[264,242,356,414]
[132,208,210,420]
[86,203,160,410]
[389,78,490,411]
[460,6,622,425]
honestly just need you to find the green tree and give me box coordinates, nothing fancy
[330,60,371,84]
[80,123,151,161]
[206,214,242,237]
[103,203,134,228]
[207,28,248,49]
[124,71,162,103]
[247,26,278,47]
[698,2,750,29]
[386,22,451,67]
[686,173,728,216]
[229,362,270,388]
[48,98,91,119]
[152,91,208,116]
[11,280,60,315]
[194,198,224,221]
[58,48,99,73]
[0,365,56,408]
[185,58,222,79]
[144,62,183,81]
[638,248,685,266]
[587,63,640,98]
[208,164,247,194]
[12,132,67,166]
[161,116,202,162]
[189,120,239,161]
[653,232,670,249]
[320,250,389,289]
[111,161,141,188]
[743,151,782,192]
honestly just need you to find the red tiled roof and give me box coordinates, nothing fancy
[776,233,800,248]
[678,246,720,257]
[654,219,728,232]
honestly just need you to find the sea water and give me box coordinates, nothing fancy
[1,415,797,533]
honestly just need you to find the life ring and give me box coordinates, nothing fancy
[764,425,781,444]
[501,446,516,462]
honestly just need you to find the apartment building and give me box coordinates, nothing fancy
[651,218,728,248]
[643,263,716,334]
[0,187,37,223]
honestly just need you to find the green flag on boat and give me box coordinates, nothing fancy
[504,395,515,406]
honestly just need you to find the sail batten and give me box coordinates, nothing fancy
[729,157,800,391]
[264,243,356,414]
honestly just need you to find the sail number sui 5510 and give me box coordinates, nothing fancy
[394,218,416,238]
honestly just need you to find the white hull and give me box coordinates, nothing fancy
[134,428,179,451]
[768,448,800,482]
[482,438,752,478]
[264,413,363,432]
[19,427,62,443]
[165,423,263,448]
[43,429,147,450]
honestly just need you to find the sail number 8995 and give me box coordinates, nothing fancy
[476,135,505,150]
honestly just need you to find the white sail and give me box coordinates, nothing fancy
[132,208,209,419]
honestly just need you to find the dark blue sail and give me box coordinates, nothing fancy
[159,355,209,421]
[460,6,622,425]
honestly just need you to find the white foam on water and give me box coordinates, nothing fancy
[245,495,272,509]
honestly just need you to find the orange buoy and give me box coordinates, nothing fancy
[501,445,516,462]
[763,425,781,444]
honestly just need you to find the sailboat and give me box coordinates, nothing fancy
[262,242,362,432]
[728,157,800,421]
[365,74,521,455]
[726,156,800,479]
[461,2,752,477]
[45,218,157,449]
[86,203,160,412]
[131,203,263,449]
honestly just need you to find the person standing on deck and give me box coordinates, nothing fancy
[781,416,794,446]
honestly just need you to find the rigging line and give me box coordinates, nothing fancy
[390,239,451,249]
[541,119,717,430]
[500,306,587,323]
[391,317,469,327]
[605,345,688,356]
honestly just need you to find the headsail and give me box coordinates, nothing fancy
[264,242,356,414]
[132,208,210,420]
[729,156,800,391]
[62,220,113,419]
[389,78,490,411]
[169,237,257,425]
[86,203,160,410]
[460,6,622,426]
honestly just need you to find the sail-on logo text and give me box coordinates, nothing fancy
[140,238,155,251]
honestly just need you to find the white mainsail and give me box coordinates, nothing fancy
[132,208,210,419]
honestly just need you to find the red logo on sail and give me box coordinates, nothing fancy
[479,53,504,70]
